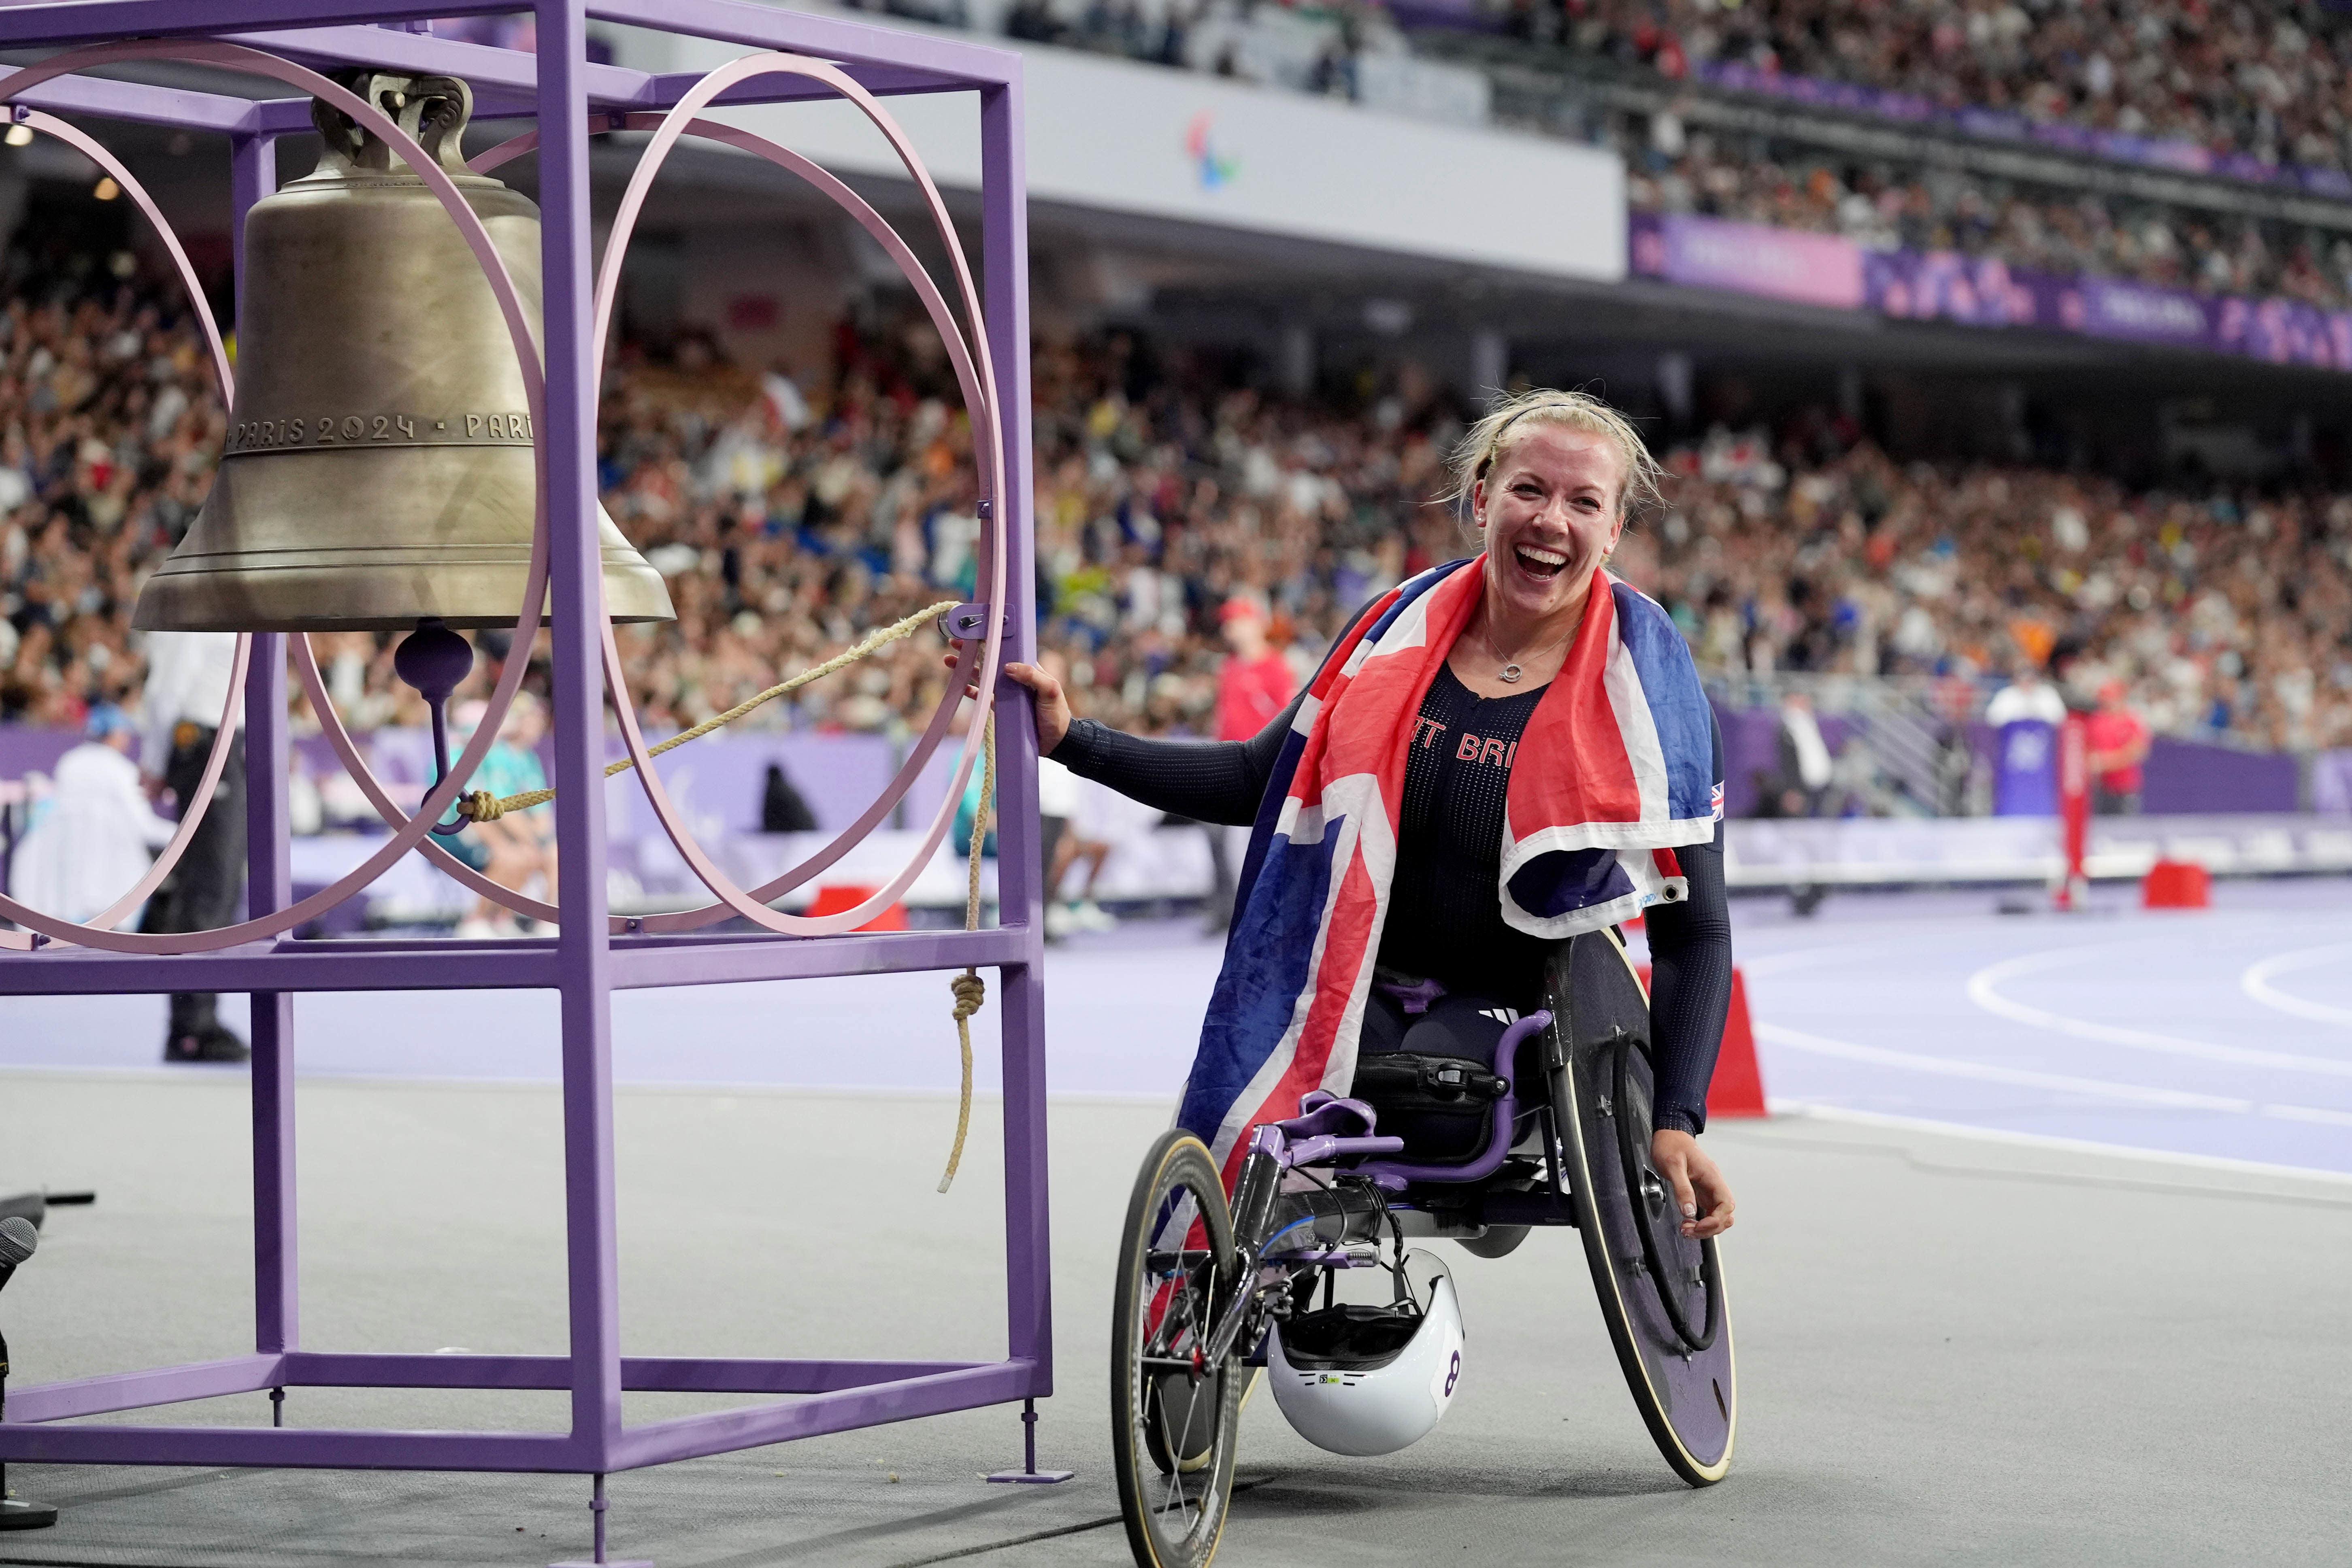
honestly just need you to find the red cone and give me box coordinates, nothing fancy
[1635,963,1768,1119]
[806,883,909,931]
[1706,968,1768,1118]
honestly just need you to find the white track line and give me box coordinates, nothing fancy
[1738,943,1910,979]
[1758,1021,2352,1128]
[1965,945,2352,1079]
[2241,943,2352,1028]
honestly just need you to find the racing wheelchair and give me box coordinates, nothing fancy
[1111,929,1736,1568]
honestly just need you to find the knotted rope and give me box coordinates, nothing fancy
[454,599,960,822]
[936,711,995,1194]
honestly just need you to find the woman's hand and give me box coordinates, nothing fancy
[1651,1129,1735,1240]
[943,640,1072,755]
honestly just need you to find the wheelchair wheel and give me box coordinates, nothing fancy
[1542,930,1737,1487]
[1113,1130,1245,1568]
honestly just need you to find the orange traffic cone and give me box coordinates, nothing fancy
[1635,962,1767,1119]
[2141,860,2210,910]
[806,883,909,931]
[1706,968,1768,1118]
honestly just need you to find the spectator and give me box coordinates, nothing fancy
[453,692,558,939]
[8,703,173,926]
[1773,689,1835,818]
[1196,594,1297,930]
[138,629,247,1064]
[2086,679,2152,815]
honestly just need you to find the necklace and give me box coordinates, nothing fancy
[1480,620,1571,685]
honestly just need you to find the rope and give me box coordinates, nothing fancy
[937,712,995,1194]
[456,599,961,822]
[440,590,1000,1195]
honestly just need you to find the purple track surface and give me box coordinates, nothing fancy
[1728,878,2352,1180]
[5,881,2349,1180]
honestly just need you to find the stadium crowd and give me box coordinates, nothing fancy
[4,266,2352,785]
[1525,0,2352,182]
[849,0,2352,320]
[1620,109,2352,311]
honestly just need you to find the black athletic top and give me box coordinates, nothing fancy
[1382,664,1552,1003]
[1051,617,1735,1135]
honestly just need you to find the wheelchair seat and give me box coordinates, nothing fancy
[1349,990,1539,1169]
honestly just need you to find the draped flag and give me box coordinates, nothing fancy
[1177,555,1721,1183]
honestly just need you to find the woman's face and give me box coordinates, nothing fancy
[1472,423,1626,625]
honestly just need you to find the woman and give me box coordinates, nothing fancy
[983,389,1734,1239]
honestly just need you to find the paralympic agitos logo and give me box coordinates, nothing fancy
[1184,112,1239,191]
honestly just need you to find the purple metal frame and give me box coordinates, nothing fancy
[0,1,1049,1557]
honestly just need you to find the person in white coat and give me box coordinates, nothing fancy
[9,705,175,927]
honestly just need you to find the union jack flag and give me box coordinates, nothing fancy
[1177,557,1722,1185]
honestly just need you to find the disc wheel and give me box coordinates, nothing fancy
[1113,1131,1244,1568]
[1542,930,1737,1486]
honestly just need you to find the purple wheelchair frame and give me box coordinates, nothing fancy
[1254,1008,1554,1198]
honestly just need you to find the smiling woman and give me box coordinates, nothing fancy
[978,385,1737,1242]
[1447,389,1666,693]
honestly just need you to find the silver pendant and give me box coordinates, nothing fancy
[1499,663,1523,684]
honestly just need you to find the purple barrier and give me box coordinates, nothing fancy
[2140,737,2299,815]
[1711,701,1854,817]
[1628,212,1862,308]
[2312,750,2352,816]
[1712,701,1776,819]
[1635,213,2352,373]
[598,729,899,841]
[0,725,81,781]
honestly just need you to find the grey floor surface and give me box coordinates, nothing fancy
[2,1072,2348,1567]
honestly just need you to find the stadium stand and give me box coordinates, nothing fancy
[1616,109,2352,311]
[810,2,2352,348]
[4,252,2351,777]
[1509,0,2352,185]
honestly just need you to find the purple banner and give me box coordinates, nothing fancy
[1632,213,2352,373]
[1695,60,2352,200]
[1628,213,1863,309]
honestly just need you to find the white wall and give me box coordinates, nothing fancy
[609,6,1625,284]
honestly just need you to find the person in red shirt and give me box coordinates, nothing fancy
[2085,679,2151,815]
[1214,597,1296,742]
[1200,597,1297,930]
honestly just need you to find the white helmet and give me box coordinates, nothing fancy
[1268,1251,1464,1457]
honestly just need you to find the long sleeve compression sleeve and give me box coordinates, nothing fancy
[1643,714,1734,1135]
[1047,687,1303,826]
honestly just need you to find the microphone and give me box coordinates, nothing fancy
[0,1215,32,1294]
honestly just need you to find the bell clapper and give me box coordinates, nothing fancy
[391,618,477,836]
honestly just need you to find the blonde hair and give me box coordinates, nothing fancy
[1446,387,1663,523]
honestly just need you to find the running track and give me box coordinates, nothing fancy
[2,881,2348,1181]
[1729,879,2352,1180]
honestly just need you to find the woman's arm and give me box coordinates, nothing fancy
[1645,814,1731,1137]
[1643,710,1737,1239]
[977,596,1381,828]
[1049,696,1300,827]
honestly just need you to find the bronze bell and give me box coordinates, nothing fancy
[134,73,673,633]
